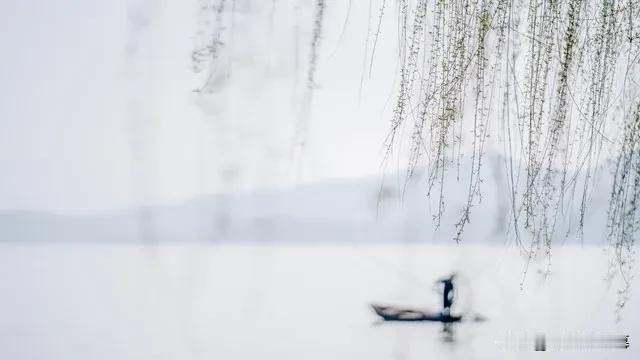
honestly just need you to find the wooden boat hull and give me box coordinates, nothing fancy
[371,304,463,323]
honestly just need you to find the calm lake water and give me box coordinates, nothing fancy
[0,243,636,359]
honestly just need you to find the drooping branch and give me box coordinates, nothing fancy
[607,102,640,314]
[373,1,639,299]
[192,0,228,93]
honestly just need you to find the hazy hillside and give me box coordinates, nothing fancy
[0,153,611,245]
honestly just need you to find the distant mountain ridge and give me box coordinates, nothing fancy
[0,156,611,245]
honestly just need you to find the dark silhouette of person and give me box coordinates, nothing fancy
[438,273,456,316]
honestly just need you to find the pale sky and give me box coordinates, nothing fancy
[0,0,404,214]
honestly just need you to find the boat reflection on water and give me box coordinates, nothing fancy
[441,323,456,343]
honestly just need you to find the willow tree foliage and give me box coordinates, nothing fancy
[380,0,639,313]
[192,0,640,312]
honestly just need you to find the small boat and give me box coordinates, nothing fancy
[371,274,486,324]
[371,304,463,323]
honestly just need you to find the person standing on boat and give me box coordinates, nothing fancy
[437,273,456,316]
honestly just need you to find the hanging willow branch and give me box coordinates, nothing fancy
[192,0,228,93]
[607,102,640,313]
[187,0,640,315]
[291,0,326,177]
[306,0,326,91]
[374,0,640,305]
